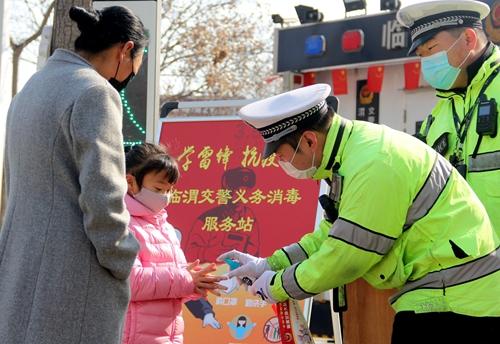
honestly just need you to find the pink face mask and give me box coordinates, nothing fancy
[133,187,171,213]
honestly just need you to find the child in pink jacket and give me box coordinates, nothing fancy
[122,143,226,344]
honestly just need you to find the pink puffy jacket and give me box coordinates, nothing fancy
[122,194,197,344]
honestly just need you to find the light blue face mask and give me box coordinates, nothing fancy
[421,35,471,90]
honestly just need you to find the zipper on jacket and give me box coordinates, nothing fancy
[170,317,177,342]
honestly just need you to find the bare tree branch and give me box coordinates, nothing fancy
[10,0,55,96]
[22,0,40,29]
[12,0,55,49]
[160,53,198,70]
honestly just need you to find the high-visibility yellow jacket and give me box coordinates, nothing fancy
[418,43,500,235]
[267,115,500,316]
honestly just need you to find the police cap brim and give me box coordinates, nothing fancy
[261,95,339,159]
[407,30,437,55]
[263,140,282,159]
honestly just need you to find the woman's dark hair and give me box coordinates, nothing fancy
[69,6,148,58]
[125,143,180,187]
[237,316,247,327]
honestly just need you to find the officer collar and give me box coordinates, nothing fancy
[312,115,353,180]
[466,41,495,84]
[436,42,497,97]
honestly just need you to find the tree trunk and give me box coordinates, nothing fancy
[51,0,92,53]
[11,46,21,97]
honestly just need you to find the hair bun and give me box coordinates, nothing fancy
[69,6,99,33]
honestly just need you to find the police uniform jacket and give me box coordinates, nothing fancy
[418,43,500,235]
[267,115,500,316]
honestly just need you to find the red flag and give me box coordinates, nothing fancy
[303,72,316,86]
[404,61,421,90]
[367,65,384,93]
[331,69,348,95]
[293,73,304,87]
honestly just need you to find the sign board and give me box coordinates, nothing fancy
[275,11,411,72]
[159,117,322,343]
[275,0,499,73]
[355,80,379,124]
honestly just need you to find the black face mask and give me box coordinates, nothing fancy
[109,59,135,92]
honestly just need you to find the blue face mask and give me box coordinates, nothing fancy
[421,35,470,90]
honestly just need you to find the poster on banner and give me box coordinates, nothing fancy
[159,118,321,344]
[356,79,379,124]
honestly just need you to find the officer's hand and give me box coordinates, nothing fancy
[217,250,271,280]
[249,271,279,304]
[202,313,222,329]
[219,276,239,294]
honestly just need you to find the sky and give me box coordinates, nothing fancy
[13,0,424,90]
[260,0,423,22]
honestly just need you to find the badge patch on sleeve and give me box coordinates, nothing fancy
[432,133,449,156]
[329,173,343,204]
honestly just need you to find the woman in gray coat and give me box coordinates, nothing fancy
[0,6,148,344]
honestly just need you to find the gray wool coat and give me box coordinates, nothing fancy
[0,49,140,344]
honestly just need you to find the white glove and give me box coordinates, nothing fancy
[249,270,279,304]
[217,250,271,282]
[202,313,221,329]
[219,276,239,294]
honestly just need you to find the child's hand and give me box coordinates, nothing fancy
[187,260,228,297]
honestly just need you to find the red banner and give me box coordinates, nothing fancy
[275,302,296,343]
[274,300,314,344]
[366,65,384,93]
[159,119,320,343]
[404,61,421,90]
[303,72,316,87]
[331,69,348,95]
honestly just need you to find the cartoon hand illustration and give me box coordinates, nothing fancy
[202,313,221,329]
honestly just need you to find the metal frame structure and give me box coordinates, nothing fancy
[94,0,161,144]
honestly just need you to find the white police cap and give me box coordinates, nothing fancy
[397,0,490,54]
[238,84,332,158]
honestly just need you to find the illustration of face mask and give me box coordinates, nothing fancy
[133,187,171,213]
[278,135,317,179]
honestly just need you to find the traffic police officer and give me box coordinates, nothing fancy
[397,0,500,236]
[218,84,500,343]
